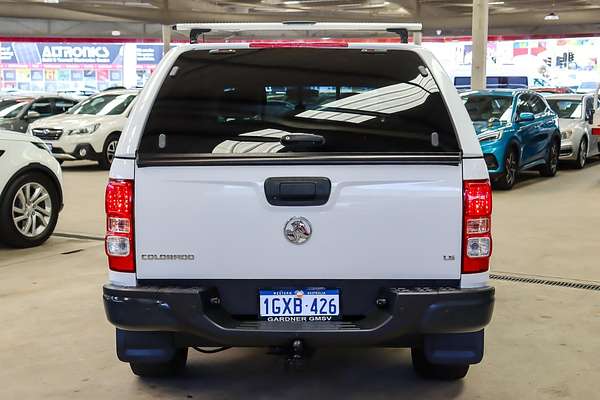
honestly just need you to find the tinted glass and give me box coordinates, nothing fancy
[462,95,513,122]
[54,99,77,113]
[529,95,547,115]
[547,99,582,119]
[516,94,531,115]
[30,100,53,116]
[0,100,29,118]
[139,48,459,159]
[69,94,136,116]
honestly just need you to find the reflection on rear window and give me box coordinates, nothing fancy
[454,76,528,89]
[139,48,459,159]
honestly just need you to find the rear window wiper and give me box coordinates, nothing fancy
[226,133,326,148]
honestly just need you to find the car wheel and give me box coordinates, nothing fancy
[493,148,518,190]
[411,348,469,380]
[539,139,560,177]
[129,348,188,378]
[99,133,120,170]
[574,137,587,169]
[0,172,59,248]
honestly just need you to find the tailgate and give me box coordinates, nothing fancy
[134,164,463,280]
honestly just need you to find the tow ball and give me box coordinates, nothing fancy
[286,339,307,369]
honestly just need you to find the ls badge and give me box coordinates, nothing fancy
[284,217,312,245]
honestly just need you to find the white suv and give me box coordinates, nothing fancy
[0,129,63,247]
[102,25,495,381]
[28,89,138,169]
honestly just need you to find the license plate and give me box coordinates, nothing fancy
[259,289,340,321]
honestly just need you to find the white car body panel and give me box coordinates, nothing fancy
[0,129,63,200]
[135,164,463,280]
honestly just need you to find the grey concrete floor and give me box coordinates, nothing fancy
[1,160,599,399]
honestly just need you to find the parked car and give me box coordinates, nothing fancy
[0,95,78,133]
[28,89,138,169]
[0,129,63,247]
[545,94,600,168]
[451,64,550,90]
[102,34,495,381]
[532,87,574,94]
[461,89,561,190]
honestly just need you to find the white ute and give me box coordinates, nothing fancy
[102,23,495,381]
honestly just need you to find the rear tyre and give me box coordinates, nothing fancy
[129,348,188,378]
[574,137,588,169]
[98,133,120,170]
[493,148,518,190]
[411,348,469,380]
[0,172,59,248]
[539,139,560,177]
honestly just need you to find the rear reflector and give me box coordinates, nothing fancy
[462,180,492,274]
[105,179,135,272]
[249,41,349,48]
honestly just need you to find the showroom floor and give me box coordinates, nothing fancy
[1,161,599,400]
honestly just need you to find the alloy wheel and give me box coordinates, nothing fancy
[11,182,52,238]
[106,140,118,164]
[550,142,559,174]
[505,151,517,186]
[579,140,587,168]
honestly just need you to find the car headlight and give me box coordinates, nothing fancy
[561,129,573,139]
[478,130,503,142]
[67,123,101,135]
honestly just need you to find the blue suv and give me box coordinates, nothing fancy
[462,90,561,190]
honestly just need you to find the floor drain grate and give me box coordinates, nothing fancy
[490,273,600,291]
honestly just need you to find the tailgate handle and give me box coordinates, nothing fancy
[264,177,331,206]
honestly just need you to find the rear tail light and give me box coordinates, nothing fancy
[105,179,135,272]
[592,127,600,136]
[462,180,492,274]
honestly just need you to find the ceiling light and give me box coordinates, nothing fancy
[44,0,60,3]
[111,30,121,36]
[488,1,505,5]
[436,29,442,36]
[544,12,559,21]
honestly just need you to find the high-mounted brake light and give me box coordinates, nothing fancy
[249,41,349,48]
[105,179,135,272]
[462,180,493,274]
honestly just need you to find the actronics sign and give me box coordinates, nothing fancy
[40,45,116,63]
[0,42,123,65]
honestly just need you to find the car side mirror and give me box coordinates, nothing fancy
[25,110,41,120]
[516,112,535,123]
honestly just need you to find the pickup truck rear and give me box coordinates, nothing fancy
[102,26,494,381]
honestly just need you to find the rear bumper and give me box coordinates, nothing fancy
[103,283,494,348]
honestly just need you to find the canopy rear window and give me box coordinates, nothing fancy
[139,48,459,162]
